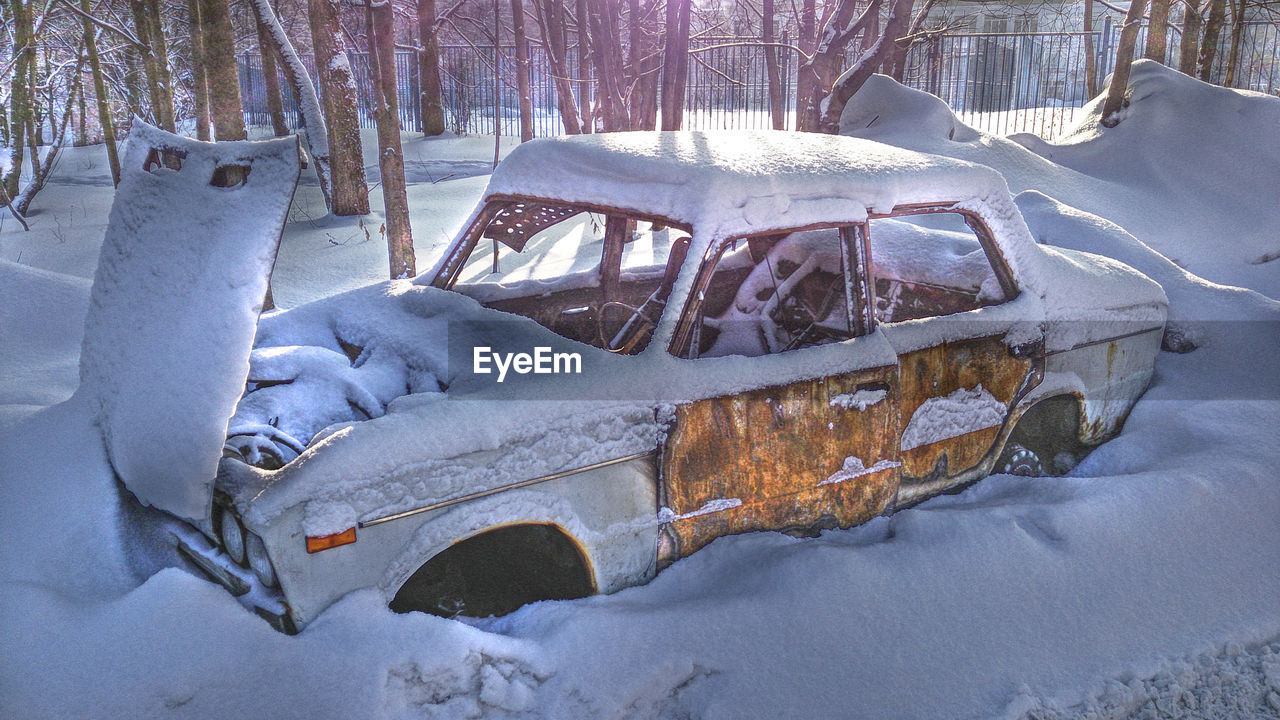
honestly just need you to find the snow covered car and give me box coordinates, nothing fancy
[165,130,1166,632]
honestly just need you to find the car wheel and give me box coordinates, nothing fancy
[998,443,1046,477]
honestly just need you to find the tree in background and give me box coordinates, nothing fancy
[510,0,534,141]
[308,0,370,214]
[660,0,691,130]
[416,0,447,135]
[196,0,246,139]
[1102,0,1148,126]
[1145,0,1173,61]
[366,0,415,279]
[251,1,290,137]
[1198,0,1229,79]
[533,0,583,134]
[129,0,175,131]
[80,0,122,182]
[187,0,213,140]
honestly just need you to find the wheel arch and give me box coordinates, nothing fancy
[379,492,600,616]
[994,392,1090,475]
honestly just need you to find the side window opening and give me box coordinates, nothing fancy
[677,225,870,359]
[867,211,1010,324]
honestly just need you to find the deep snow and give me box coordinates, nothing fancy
[2,71,1279,719]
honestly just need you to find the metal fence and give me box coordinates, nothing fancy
[901,20,1280,137]
[239,21,1278,141]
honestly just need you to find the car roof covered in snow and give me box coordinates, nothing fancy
[483,130,1011,238]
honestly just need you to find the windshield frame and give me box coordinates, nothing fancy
[429,194,692,291]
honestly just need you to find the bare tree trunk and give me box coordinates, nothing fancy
[124,46,146,119]
[144,0,176,130]
[81,0,122,185]
[369,0,415,279]
[14,51,84,215]
[492,0,501,164]
[576,0,594,131]
[535,0,582,133]
[248,0,336,208]
[861,0,879,53]
[794,0,820,131]
[309,0,371,214]
[77,85,89,146]
[659,0,690,130]
[251,0,289,135]
[1179,0,1202,73]
[1101,0,1148,127]
[1222,0,1247,86]
[416,0,446,135]
[130,0,161,123]
[820,0,927,133]
[4,0,33,197]
[1085,0,1098,96]
[628,0,659,130]
[188,0,212,140]
[198,0,247,139]
[1197,0,1226,80]
[800,0,882,132]
[586,0,628,131]
[1146,0,1172,61]
[763,0,784,129]
[883,0,922,80]
[511,0,535,140]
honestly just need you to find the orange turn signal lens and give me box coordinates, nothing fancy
[305,527,356,553]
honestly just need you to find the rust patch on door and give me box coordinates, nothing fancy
[896,336,1032,481]
[660,366,901,560]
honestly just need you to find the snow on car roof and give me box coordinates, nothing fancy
[484,130,1011,238]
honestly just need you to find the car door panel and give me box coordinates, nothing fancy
[889,333,1032,481]
[659,362,900,560]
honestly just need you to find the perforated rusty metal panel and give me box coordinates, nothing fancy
[481,201,584,251]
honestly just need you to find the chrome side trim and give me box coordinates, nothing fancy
[358,449,658,528]
[1042,325,1163,357]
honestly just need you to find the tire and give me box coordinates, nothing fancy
[998,443,1047,477]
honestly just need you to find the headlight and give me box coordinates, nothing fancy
[219,506,247,566]
[246,532,278,588]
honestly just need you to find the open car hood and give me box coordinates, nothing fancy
[78,120,300,521]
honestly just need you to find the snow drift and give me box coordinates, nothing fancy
[840,60,1280,299]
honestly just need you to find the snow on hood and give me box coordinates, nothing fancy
[839,62,1280,298]
[78,120,300,521]
[484,131,1012,240]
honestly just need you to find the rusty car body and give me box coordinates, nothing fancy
[168,131,1167,632]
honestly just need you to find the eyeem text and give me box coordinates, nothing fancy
[473,346,583,382]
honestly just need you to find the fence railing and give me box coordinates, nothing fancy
[239,22,1278,141]
[901,20,1279,137]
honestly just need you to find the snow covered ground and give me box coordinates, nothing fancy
[2,67,1279,719]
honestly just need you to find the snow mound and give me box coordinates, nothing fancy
[78,120,300,520]
[838,73,981,144]
[841,61,1280,298]
[0,260,90,429]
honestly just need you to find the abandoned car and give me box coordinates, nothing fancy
[104,126,1168,632]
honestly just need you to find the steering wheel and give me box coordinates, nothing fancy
[598,299,659,354]
[768,273,845,352]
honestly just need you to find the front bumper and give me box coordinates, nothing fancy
[171,521,297,634]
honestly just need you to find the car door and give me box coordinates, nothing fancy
[658,225,903,562]
[866,207,1042,492]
